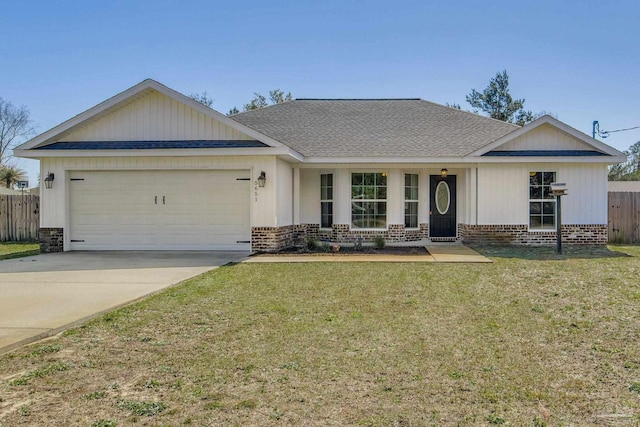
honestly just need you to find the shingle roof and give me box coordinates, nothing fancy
[36,140,267,150]
[231,99,520,157]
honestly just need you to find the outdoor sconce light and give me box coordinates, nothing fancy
[440,168,448,178]
[257,171,266,188]
[44,172,55,189]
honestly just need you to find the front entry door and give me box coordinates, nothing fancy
[429,175,457,238]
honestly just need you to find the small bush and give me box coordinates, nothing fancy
[306,238,318,250]
[91,419,117,427]
[629,382,640,393]
[372,235,385,249]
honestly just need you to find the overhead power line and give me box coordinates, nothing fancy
[592,121,640,139]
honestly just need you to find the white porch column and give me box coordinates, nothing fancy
[293,167,300,224]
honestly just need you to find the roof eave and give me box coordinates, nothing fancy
[14,146,298,159]
[301,155,626,164]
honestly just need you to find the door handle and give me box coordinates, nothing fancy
[163,196,165,205]
[155,196,157,205]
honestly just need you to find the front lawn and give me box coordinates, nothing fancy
[0,242,39,260]
[1,245,639,426]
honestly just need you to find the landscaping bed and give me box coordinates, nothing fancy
[274,244,428,256]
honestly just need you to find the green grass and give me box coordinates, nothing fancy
[0,241,39,260]
[0,245,639,425]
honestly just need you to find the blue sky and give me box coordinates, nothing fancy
[1,0,639,184]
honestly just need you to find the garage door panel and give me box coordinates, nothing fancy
[69,170,250,250]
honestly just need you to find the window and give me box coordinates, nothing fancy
[351,172,387,228]
[529,171,556,229]
[404,174,419,228]
[320,174,333,228]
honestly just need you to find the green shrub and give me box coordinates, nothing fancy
[372,235,385,249]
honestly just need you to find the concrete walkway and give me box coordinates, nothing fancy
[0,251,248,354]
[244,245,492,263]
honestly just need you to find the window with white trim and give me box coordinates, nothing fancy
[320,174,333,228]
[404,173,419,228]
[351,172,387,228]
[529,171,556,229]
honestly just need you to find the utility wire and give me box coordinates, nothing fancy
[592,120,639,139]
[602,125,640,134]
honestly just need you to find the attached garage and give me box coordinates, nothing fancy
[68,170,251,250]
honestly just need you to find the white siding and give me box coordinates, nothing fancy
[40,155,281,248]
[63,91,254,142]
[477,165,529,225]
[477,163,609,225]
[275,158,293,226]
[299,169,321,224]
[496,123,595,152]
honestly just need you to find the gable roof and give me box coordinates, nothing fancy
[15,79,301,159]
[231,99,520,157]
[470,115,625,158]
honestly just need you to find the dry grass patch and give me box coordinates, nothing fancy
[0,245,639,426]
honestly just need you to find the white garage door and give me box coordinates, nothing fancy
[69,170,251,250]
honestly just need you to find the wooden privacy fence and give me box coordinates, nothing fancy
[609,192,640,244]
[0,194,40,241]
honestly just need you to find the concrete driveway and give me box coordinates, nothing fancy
[0,251,248,354]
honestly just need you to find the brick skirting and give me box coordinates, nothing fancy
[290,223,430,247]
[460,224,608,246]
[39,228,64,253]
[251,226,295,252]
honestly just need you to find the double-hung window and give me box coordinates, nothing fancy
[320,174,333,228]
[351,172,387,228]
[404,174,419,228]
[529,171,556,229]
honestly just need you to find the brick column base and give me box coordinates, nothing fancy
[39,228,64,253]
[251,226,294,252]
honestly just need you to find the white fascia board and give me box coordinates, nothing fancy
[473,155,627,164]
[14,147,294,159]
[302,155,626,165]
[469,115,626,157]
[303,156,469,164]
[16,79,289,151]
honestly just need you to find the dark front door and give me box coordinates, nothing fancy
[429,175,456,238]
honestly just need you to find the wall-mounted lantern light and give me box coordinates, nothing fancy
[440,168,448,178]
[44,173,55,190]
[257,171,266,188]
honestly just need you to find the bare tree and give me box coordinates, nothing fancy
[0,97,35,165]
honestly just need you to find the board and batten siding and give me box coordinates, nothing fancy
[477,163,608,226]
[40,156,281,238]
[275,158,293,226]
[63,91,253,142]
[495,123,595,152]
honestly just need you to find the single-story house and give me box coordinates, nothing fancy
[15,79,626,252]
